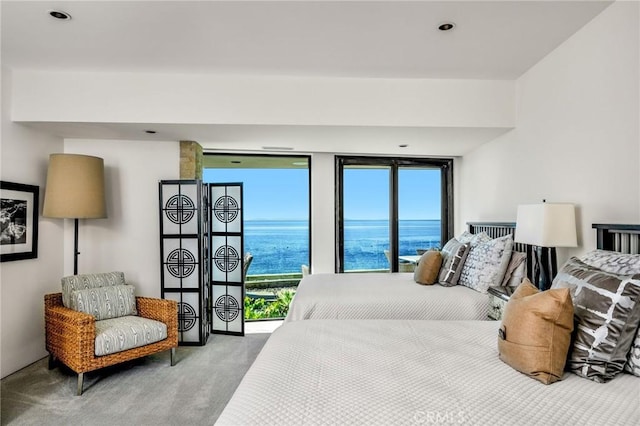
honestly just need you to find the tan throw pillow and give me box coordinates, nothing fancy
[414,250,443,285]
[498,279,574,384]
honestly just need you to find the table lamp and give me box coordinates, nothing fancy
[515,202,577,290]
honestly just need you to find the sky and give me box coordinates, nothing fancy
[204,167,441,221]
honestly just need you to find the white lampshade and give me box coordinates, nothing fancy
[43,154,107,219]
[515,203,577,247]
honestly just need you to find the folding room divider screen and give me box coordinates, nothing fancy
[159,180,245,346]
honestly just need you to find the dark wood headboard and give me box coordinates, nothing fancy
[592,224,640,254]
[467,221,535,282]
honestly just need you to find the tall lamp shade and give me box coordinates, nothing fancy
[43,154,107,274]
[515,203,577,290]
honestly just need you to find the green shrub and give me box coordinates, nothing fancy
[244,289,295,320]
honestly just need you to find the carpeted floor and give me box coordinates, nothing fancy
[1,326,277,426]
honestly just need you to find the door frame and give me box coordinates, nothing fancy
[335,156,454,273]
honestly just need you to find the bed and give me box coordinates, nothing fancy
[215,320,639,426]
[286,222,532,322]
[286,272,491,321]
[216,224,640,426]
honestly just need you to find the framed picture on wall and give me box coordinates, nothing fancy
[1,181,39,262]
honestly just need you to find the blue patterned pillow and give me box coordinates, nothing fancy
[70,284,137,320]
[458,234,513,293]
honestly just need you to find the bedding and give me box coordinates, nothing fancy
[216,320,640,426]
[285,272,489,322]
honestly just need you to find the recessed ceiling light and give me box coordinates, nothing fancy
[399,144,409,148]
[144,130,156,134]
[438,22,455,31]
[49,10,72,20]
[231,160,242,164]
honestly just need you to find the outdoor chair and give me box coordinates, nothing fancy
[243,252,253,281]
[45,271,178,395]
[384,250,415,273]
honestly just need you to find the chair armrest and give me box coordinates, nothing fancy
[44,293,96,370]
[136,297,178,345]
[136,297,177,322]
[44,293,95,326]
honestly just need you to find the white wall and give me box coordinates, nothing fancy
[459,1,640,265]
[0,68,65,378]
[310,153,336,273]
[63,139,180,297]
[11,72,515,129]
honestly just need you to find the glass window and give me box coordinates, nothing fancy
[336,157,453,273]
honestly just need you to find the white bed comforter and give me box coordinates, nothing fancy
[216,320,640,426]
[285,272,489,321]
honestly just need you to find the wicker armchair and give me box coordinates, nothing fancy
[45,292,178,395]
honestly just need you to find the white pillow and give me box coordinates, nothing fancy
[501,252,527,287]
[458,234,514,293]
[578,249,640,275]
[457,231,490,247]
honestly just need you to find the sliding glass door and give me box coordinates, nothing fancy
[341,165,391,272]
[336,157,453,273]
[398,167,442,256]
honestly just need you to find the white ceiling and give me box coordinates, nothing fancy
[1,0,614,154]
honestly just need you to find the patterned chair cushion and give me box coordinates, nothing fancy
[61,271,126,308]
[94,316,168,356]
[437,238,470,287]
[551,257,640,382]
[69,284,137,320]
[579,249,640,275]
[458,234,514,293]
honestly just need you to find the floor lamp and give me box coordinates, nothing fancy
[514,203,577,290]
[43,154,107,275]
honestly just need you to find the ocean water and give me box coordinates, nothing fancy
[245,220,441,275]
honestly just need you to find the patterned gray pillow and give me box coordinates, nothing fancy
[625,327,640,377]
[578,249,640,275]
[552,257,640,382]
[70,284,138,320]
[437,238,470,287]
[61,271,126,308]
[458,234,513,293]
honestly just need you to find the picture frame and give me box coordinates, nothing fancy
[1,181,39,262]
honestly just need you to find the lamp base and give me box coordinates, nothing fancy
[532,246,557,291]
